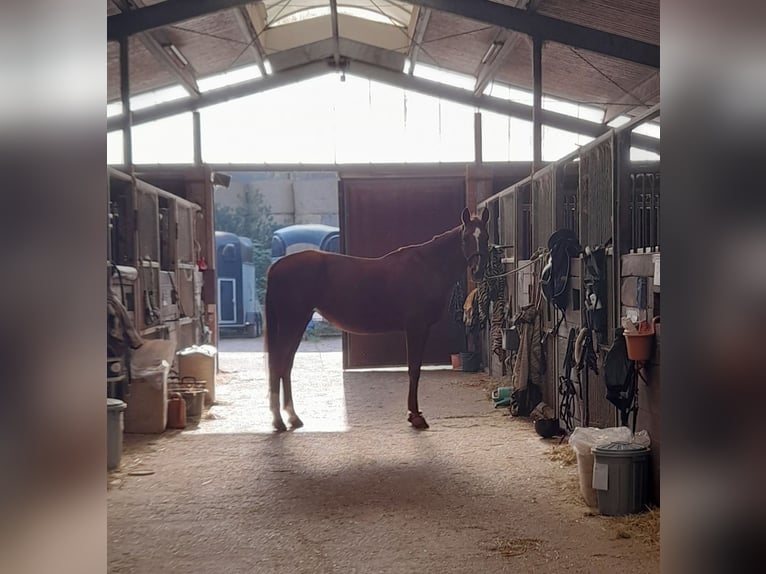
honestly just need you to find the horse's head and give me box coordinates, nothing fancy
[460,207,490,281]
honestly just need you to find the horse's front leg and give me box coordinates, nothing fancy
[405,326,430,429]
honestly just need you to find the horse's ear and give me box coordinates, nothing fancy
[481,208,490,224]
[461,207,471,226]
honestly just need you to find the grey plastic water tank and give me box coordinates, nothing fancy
[592,441,651,516]
[107,398,127,470]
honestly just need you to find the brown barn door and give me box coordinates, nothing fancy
[339,176,466,369]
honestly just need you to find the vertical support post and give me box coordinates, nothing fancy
[193,111,202,165]
[119,36,132,168]
[532,36,543,172]
[474,111,483,165]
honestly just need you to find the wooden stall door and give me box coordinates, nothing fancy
[339,176,466,369]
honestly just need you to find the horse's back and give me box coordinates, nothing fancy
[267,250,422,333]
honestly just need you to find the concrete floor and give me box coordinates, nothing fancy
[108,336,659,573]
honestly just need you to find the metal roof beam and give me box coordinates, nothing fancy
[107,46,659,154]
[107,0,658,69]
[111,0,200,97]
[474,30,519,96]
[108,0,256,40]
[136,34,201,96]
[107,60,332,131]
[406,7,431,74]
[269,38,405,74]
[233,6,269,76]
[473,0,540,96]
[345,60,660,153]
[406,0,659,68]
[329,0,342,71]
[603,71,660,123]
[348,59,601,134]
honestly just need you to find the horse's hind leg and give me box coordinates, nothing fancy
[280,311,313,430]
[270,371,287,432]
[405,326,430,430]
[282,360,302,430]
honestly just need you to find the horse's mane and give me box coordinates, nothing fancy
[388,225,461,256]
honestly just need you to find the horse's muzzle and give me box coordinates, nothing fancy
[468,254,485,280]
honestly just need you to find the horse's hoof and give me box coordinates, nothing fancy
[273,420,288,433]
[408,412,430,430]
[289,417,304,430]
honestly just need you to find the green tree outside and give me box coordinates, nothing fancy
[214,184,276,302]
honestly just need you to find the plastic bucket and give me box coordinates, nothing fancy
[450,354,461,370]
[592,442,651,516]
[180,390,207,420]
[107,398,127,470]
[492,386,512,408]
[624,317,659,362]
[177,345,217,405]
[624,332,654,362]
[460,352,481,372]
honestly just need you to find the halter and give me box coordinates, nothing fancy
[465,251,484,267]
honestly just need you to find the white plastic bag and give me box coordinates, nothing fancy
[568,426,635,455]
[177,344,217,358]
[632,429,651,448]
[130,339,177,375]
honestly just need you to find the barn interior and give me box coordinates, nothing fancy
[106,2,660,572]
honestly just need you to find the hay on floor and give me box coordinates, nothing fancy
[547,444,577,466]
[608,507,660,549]
[487,537,543,558]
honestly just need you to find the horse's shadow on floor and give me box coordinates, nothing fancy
[260,453,491,520]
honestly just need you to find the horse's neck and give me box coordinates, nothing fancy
[418,226,466,280]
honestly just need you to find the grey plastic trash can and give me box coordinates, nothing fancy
[107,398,127,470]
[592,441,650,516]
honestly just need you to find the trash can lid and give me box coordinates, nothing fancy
[592,441,650,455]
[107,398,127,411]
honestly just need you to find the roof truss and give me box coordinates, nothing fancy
[107,0,659,68]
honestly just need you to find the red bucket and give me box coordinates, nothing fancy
[624,316,659,362]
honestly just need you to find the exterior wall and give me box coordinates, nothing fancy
[215,171,339,228]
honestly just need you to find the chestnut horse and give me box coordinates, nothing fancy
[265,208,490,431]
